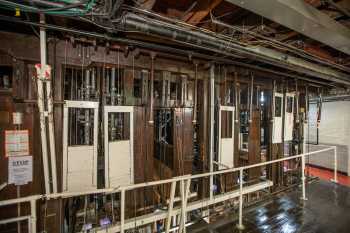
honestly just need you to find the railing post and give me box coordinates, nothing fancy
[301,155,308,201]
[179,178,191,233]
[30,199,36,233]
[331,146,338,183]
[236,169,245,230]
[165,181,176,233]
[120,189,125,233]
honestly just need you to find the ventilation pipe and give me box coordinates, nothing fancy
[120,13,350,85]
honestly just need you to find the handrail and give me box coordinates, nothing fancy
[0,145,338,233]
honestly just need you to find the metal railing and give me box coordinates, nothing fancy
[0,146,338,233]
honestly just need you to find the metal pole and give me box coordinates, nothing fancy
[39,14,51,195]
[179,180,185,233]
[30,199,37,233]
[295,79,299,123]
[17,186,21,233]
[249,73,254,123]
[46,79,58,193]
[120,189,125,233]
[166,181,176,233]
[237,169,245,230]
[332,146,338,183]
[149,52,155,124]
[209,64,215,201]
[301,155,307,201]
[192,62,198,124]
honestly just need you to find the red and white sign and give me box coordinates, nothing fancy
[5,130,29,157]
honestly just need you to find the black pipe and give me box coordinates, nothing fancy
[120,13,350,85]
[0,15,339,86]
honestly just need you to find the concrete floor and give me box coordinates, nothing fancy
[188,180,350,233]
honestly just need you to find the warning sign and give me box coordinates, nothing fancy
[5,130,29,157]
[8,156,33,185]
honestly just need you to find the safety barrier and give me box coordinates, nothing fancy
[0,146,337,233]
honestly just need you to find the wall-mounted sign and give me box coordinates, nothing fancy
[5,130,29,157]
[8,156,33,186]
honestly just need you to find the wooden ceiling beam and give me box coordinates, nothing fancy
[182,0,223,25]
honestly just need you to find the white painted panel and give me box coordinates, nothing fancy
[218,106,235,169]
[63,101,99,192]
[284,93,294,141]
[220,139,234,168]
[272,93,283,143]
[108,140,133,187]
[104,106,134,188]
[67,146,95,191]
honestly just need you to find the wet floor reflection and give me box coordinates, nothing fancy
[190,180,350,233]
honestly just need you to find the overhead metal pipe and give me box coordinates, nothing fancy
[120,13,350,85]
[0,14,346,86]
[212,17,350,73]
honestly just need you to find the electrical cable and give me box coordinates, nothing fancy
[0,0,95,16]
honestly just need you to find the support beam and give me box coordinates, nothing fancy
[225,0,350,55]
[183,0,223,25]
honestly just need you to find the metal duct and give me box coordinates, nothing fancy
[121,13,350,85]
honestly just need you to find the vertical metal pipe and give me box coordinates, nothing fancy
[234,72,239,123]
[301,155,307,201]
[272,80,276,119]
[249,73,254,123]
[105,68,110,102]
[91,68,96,93]
[192,62,198,124]
[30,199,37,233]
[209,63,215,200]
[111,68,116,105]
[223,66,227,105]
[256,85,260,107]
[333,146,338,183]
[165,181,176,233]
[17,187,20,233]
[47,80,57,193]
[38,14,51,194]
[84,70,90,145]
[295,79,299,123]
[237,169,245,230]
[120,189,125,233]
[149,53,155,124]
[305,85,309,123]
[85,69,90,100]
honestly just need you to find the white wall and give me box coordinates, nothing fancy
[307,101,350,175]
[319,101,350,145]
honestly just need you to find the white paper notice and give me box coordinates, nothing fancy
[8,156,33,185]
[5,130,29,157]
